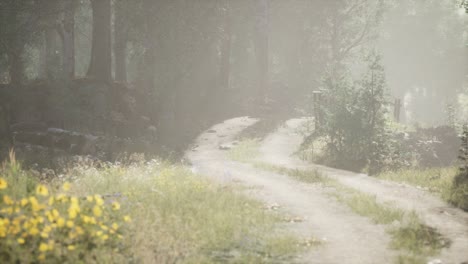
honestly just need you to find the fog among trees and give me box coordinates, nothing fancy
[0,1,467,263]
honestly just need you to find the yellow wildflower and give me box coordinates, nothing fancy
[56,194,68,203]
[36,184,49,196]
[112,223,119,230]
[101,234,109,241]
[86,196,94,202]
[3,195,13,205]
[75,226,84,235]
[39,242,49,252]
[0,178,7,190]
[52,209,59,218]
[68,210,77,219]
[66,220,74,228]
[48,197,55,206]
[70,197,79,205]
[20,198,28,206]
[17,238,25,244]
[123,215,131,222]
[29,227,39,236]
[93,206,102,217]
[57,218,65,228]
[68,203,80,219]
[94,195,104,206]
[67,245,76,251]
[112,201,120,211]
[62,182,71,191]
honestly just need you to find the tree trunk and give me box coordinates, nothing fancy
[43,28,60,80]
[5,0,24,87]
[87,0,112,82]
[114,0,127,83]
[254,0,269,109]
[219,1,232,94]
[212,0,232,120]
[61,0,77,80]
[8,44,24,87]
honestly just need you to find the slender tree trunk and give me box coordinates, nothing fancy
[8,39,24,87]
[114,0,127,83]
[4,0,24,87]
[61,0,76,80]
[254,0,269,109]
[208,0,233,120]
[87,0,112,82]
[219,1,232,94]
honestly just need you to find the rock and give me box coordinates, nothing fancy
[219,144,232,150]
[207,129,217,133]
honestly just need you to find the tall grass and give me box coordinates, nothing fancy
[1,155,302,263]
[377,167,468,210]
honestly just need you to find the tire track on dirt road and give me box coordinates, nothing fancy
[186,117,397,264]
[257,118,468,264]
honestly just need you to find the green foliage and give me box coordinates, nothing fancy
[318,53,390,174]
[390,213,449,256]
[449,126,468,210]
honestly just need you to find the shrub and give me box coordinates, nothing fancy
[0,164,131,263]
[316,53,390,174]
[449,125,468,211]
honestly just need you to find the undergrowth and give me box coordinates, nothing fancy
[1,153,303,263]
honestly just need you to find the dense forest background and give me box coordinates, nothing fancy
[0,0,467,161]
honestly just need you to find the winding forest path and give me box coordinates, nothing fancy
[258,118,468,264]
[186,117,468,264]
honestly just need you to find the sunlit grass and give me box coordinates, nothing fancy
[228,139,260,163]
[254,162,326,184]
[377,167,467,210]
[1,155,304,263]
[378,167,457,197]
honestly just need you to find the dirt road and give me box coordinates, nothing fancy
[186,117,397,263]
[258,118,468,264]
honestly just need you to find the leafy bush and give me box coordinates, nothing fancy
[449,125,468,211]
[316,53,390,174]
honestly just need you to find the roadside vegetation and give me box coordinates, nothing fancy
[229,140,450,264]
[0,152,303,263]
[257,166,450,264]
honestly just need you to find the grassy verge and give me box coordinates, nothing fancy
[1,154,303,263]
[228,139,451,263]
[377,167,467,210]
[228,139,261,163]
[249,165,450,264]
[377,168,457,198]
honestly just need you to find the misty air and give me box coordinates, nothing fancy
[0,0,467,263]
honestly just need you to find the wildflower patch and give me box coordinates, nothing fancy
[0,178,131,263]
